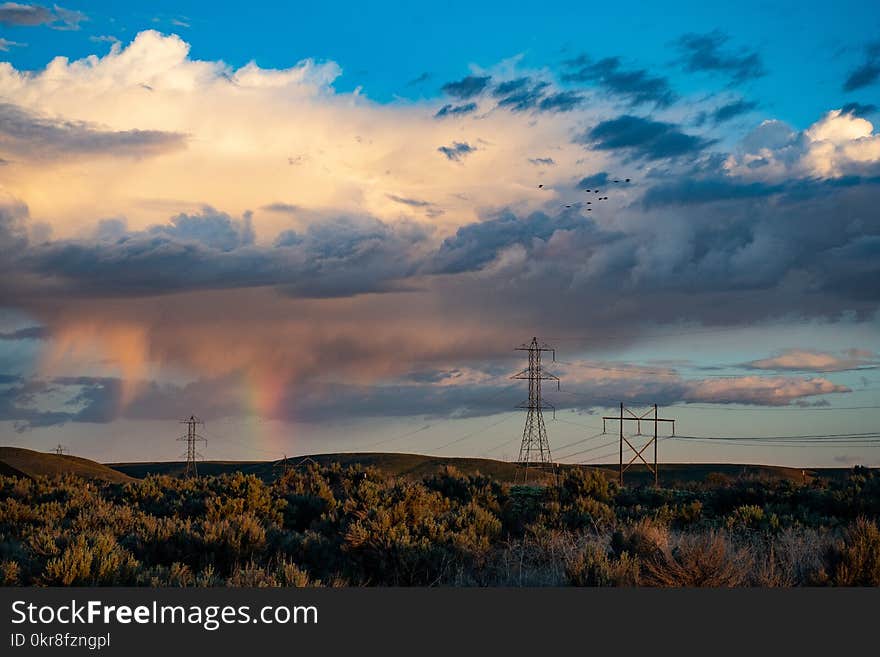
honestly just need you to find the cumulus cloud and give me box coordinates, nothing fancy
[0,30,620,238]
[2,30,880,433]
[718,110,880,181]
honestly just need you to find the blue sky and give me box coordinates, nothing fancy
[4,0,879,127]
[0,1,879,466]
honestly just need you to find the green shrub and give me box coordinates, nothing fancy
[42,533,139,586]
[566,544,639,586]
[815,518,880,586]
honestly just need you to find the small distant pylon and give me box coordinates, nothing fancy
[52,444,67,455]
[511,337,560,484]
[274,454,291,476]
[177,415,207,478]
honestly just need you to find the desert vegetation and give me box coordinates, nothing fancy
[0,464,878,587]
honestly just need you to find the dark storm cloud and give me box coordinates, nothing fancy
[841,102,878,118]
[410,178,880,346]
[0,326,49,340]
[434,102,477,118]
[642,178,785,207]
[491,77,573,113]
[148,210,255,251]
[2,363,853,428]
[261,202,299,213]
[0,103,186,160]
[538,91,583,112]
[0,2,52,26]
[386,194,432,208]
[816,235,880,301]
[0,375,118,431]
[843,42,880,92]
[710,98,759,124]
[437,141,475,161]
[426,210,595,275]
[577,172,608,189]
[562,55,676,108]
[441,75,492,99]
[12,207,430,299]
[581,115,713,160]
[0,198,29,274]
[676,31,765,84]
[492,77,532,97]
[495,80,549,112]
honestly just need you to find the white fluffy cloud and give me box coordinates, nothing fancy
[0,30,611,241]
[727,110,880,179]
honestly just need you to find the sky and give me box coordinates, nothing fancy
[0,1,879,467]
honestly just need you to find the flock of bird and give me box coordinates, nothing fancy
[538,177,631,211]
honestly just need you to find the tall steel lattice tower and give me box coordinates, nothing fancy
[512,337,560,483]
[178,415,207,478]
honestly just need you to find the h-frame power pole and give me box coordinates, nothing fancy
[511,337,560,484]
[52,444,67,456]
[602,404,675,486]
[178,415,207,478]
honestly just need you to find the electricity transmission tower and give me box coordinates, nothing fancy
[177,415,207,478]
[602,403,675,486]
[274,454,291,477]
[52,444,67,455]
[511,337,560,484]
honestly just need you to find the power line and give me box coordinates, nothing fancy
[554,437,617,461]
[557,389,880,414]
[549,427,607,454]
[673,431,880,442]
[668,436,880,448]
[427,414,517,453]
[670,404,880,412]
[358,423,435,450]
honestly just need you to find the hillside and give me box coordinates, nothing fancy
[0,445,856,485]
[0,447,134,484]
[109,452,855,485]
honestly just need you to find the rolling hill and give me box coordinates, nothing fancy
[109,452,855,485]
[0,447,134,484]
[0,446,859,485]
